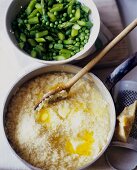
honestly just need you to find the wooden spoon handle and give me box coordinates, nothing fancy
[66,19,137,89]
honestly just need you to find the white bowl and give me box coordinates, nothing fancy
[3,64,115,170]
[6,0,100,65]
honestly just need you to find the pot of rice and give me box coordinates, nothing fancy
[3,65,116,170]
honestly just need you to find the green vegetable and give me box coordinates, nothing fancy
[41,0,45,17]
[55,55,66,60]
[26,24,31,30]
[35,38,46,42]
[47,12,56,22]
[35,30,48,38]
[18,42,24,49]
[60,49,71,58]
[45,36,54,41]
[31,50,37,57]
[58,32,65,40]
[20,33,26,42]
[81,5,90,14]
[26,0,36,15]
[77,20,86,26]
[63,39,73,45]
[73,24,81,30]
[12,0,91,61]
[67,5,72,15]
[35,3,42,14]
[71,28,78,37]
[28,17,39,24]
[28,39,37,46]
[75,8,80,20]
[59,21,73,29]
[50,4,63,12]
[54,44,63,49]
[28,9,38,18]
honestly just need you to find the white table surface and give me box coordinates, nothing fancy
[0,0,137,169]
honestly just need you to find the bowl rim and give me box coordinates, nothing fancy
[2,64,116,170]
[5,0,100,64]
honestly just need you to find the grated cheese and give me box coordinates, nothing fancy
[6,73,110,170]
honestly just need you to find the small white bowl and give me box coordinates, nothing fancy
[6,0,100,65]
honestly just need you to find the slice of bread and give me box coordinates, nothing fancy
[115,101,137,142]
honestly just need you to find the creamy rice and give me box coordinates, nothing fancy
[6,73,110,170]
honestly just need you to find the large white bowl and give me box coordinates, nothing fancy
[6,0,100,64]
[3,65,115,170]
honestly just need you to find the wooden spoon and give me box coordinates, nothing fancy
[35,19,137,110]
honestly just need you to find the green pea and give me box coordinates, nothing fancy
[46,21,49,25]
[80,47,84,50]
[24,20,27,24]
[76,38,79,42]
[49,44,53,49]
[85,29,90,33]
[58,40,62,43]
[84,40,88,43]
[55,21,58,25]
[69,14,73,18]
[63,13,67,17]
[50,23,54,27]
[85,35,89,40]
[72,9,75,13]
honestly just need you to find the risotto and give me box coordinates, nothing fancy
[5,72,110,170]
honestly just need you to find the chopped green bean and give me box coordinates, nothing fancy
[77,20,86,26]
[26,24,31,30]
[71,28,78,37]
[18,42,24,49]
[81,5,90,14]
[55,55,66,60]
[41,0,46,17]
[35,3,42,14]
[70,17,77,22]
[28,9,38,18]
[58,32,65,40]
[47,12,56,22]
[60,49,71,58]
[20,33,26,42]
[50,4,63,12]
[45,36,54,41]
[58,21,73,29]
[67,5,72,15]
[28,17,39,24]
[35,30,48,38]
[63,39,73,45]
[35,38,46,42]
[26,0,36,15]
[28,39,37,46]
[31,50,37,57]
[75,8,80,20]
[54,44,63,49]
[86,21,93,28]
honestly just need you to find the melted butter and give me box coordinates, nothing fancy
[36,108,50,124]
[65,131,94,156]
